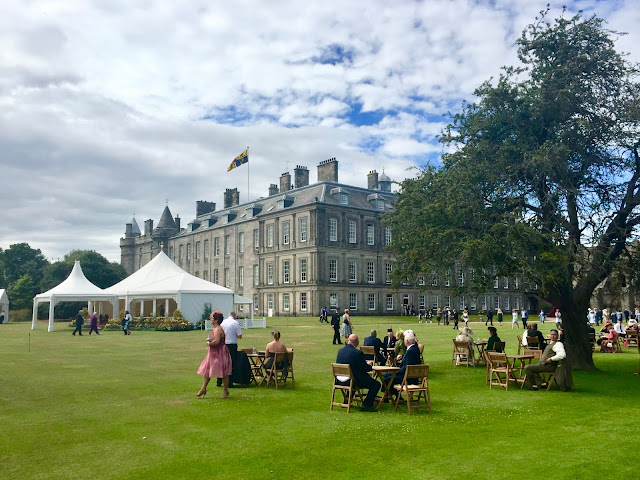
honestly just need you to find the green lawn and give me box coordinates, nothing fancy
[1,317,639,480]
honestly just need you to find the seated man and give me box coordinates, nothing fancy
[486,326,503,352]
[336,334,381,412]
[363,329,385,365]
[614,318,626,338]
[524,329,566,390]
[528,323,546,349]
[382,328,396,356]
[383,331,421,393]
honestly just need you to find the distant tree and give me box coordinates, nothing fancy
[385,10,640,370]
[9,274,37,310]
[1,243,49,289]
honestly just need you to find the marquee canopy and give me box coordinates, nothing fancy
[0,289,8,323]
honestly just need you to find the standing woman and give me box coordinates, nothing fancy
[122,310,132,335]
[462,309,470,327]
[341,308,353,340]
[89,311,100,335]
[511,309,520,329]
[196,311,232,399]
[497,308,503,325]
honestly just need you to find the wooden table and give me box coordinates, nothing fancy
[507,354,534,388]
[474,341,488,365]
[371,365,399,409]
[385,347,397,366]
[247,352,266,385]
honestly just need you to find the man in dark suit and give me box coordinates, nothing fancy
[528,323,546,349]
[330,309,342,344]
[72,309,84,336]
[383,331,421,390]
[336,334,381,412]
[363,329,385,365]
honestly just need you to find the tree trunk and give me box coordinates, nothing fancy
[561,301,596,371]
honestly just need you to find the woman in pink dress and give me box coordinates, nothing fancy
[195,311,233,399]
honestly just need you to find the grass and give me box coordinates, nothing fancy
[1,317,639,480]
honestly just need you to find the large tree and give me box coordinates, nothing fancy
[385,10,640,370]
[0,243,49,289]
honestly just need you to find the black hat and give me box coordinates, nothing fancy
[387,328,393,333]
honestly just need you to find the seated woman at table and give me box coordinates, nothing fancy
[600,326,618,353]
[455,327,476,365]
[264,330,288,372]
[394,330,406,363]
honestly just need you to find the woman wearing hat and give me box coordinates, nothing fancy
[456,326,476,365]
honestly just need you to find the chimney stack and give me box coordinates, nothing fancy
[294,165,309,188]
[174,215,180,230]
[125,223,132,237]
[268,184,279,196]
[224,188,240,208]
[317,158,338,182]
[280,172,291,193]
[367,170,379,190]
[196,200,216,217]
[144,219,153,236]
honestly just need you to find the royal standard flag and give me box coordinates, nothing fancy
[227,149,249,172]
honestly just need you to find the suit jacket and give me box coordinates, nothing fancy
[330,313,341,329]
[363,336,384,360]
[336,344,373,387]
[396,343,421,380]
[529,330,546,348]
[382,336,396,350]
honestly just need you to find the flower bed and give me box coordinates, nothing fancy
[102,310,194,331]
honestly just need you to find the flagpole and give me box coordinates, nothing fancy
[247,146,250,203]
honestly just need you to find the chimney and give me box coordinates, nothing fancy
[294,165,309,188]
[367,170,379,190]
[144,219,154,236]
[125,223,132,237]
[317,157,338,182]
[268,183,279,196]
[196,200,216,217]
[224,188,239,208]
[280,172,291,193]
[174,215,180,230]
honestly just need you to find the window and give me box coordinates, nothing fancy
[481,296,487,310]
[445,269,451,287]
[459,295,465,309]
[283,260,290,283]
[340,192,349,205]
[384,226,392,246]
[195,271,199,278]
[385,262,392,284]
[458,269,464,286]
[224,268,230,287]
[299,218,307,242]
[239,232,244,253]
[469,268,475,281]
[367,225,374,245]
[470,297,477,310]
[253,265,259,286]
[214,237,220,256]
[494,296,500,309]
[169,246,174,260]
[349,260,357,283]
[214,269,219,284]
[348,220,356,243]
[329,259,337,282]
[203,270,209,281]
[254,229,259,249]
[418,275,425,286]
[239,266,244,287]
[179,244,184,262]
[431,273,438,287]
[186,243,192,261]
[419,295,426,311]
[349,293,357,310]
[267,294,274,311]
[267,225,274,247]
[283,221,290,245]
[283,293,290,311]
[514,296,521,310]
[386,294,393,310]
[432,296,439,309]
[253,294,259,311]
[494,276,499,289]
[300,258,307,282]
[514,277,519,289]
[330,292,338,309]
[445,295,451,308]
[203,240,209,259]
[504,296,510,310]
[224,235,230,255]
[329,218,337,242]
[195,241,200,259]
[377,199,385,211]
[300,292,307,311]
[503,277,509,289]
[368,294,375,310]
[367,261,375,283]
[267,262,274,285]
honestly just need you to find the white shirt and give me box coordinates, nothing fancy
[548,341,566,362]
[221,316,242,344]
[614,323,626,335]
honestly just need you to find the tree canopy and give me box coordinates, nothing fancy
[385,10,640,370]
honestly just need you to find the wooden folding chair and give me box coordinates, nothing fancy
[330,363,364,413]
[588,333,596,352]
[526,336,540,350]
[615,336,623,353]
[626,330,638,347]
[286,349,295,387]
[487,352,517,390]
[418,343,425,363]
[517,336,522,355]
[452,340,473,367]
[264,352,290,389]
[241,348,263,385]
[486,341,505,353]
[393,364,432,415]
[523,348,542,362]
[360,346,376,367]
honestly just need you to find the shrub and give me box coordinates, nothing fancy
[8,309,32,323]
[101,314,194,332]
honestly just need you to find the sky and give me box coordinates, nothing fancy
[1,0,638,264]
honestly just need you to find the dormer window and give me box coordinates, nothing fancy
[340,193,349,205]
[376,199,385,211]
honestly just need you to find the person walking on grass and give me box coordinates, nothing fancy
[89,311,100,335]
[196,311,232,399]
[331,309,342,345]
[72,309,84,336]
[512,309,520,329]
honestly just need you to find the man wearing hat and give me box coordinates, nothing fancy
[382,328,396,362]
